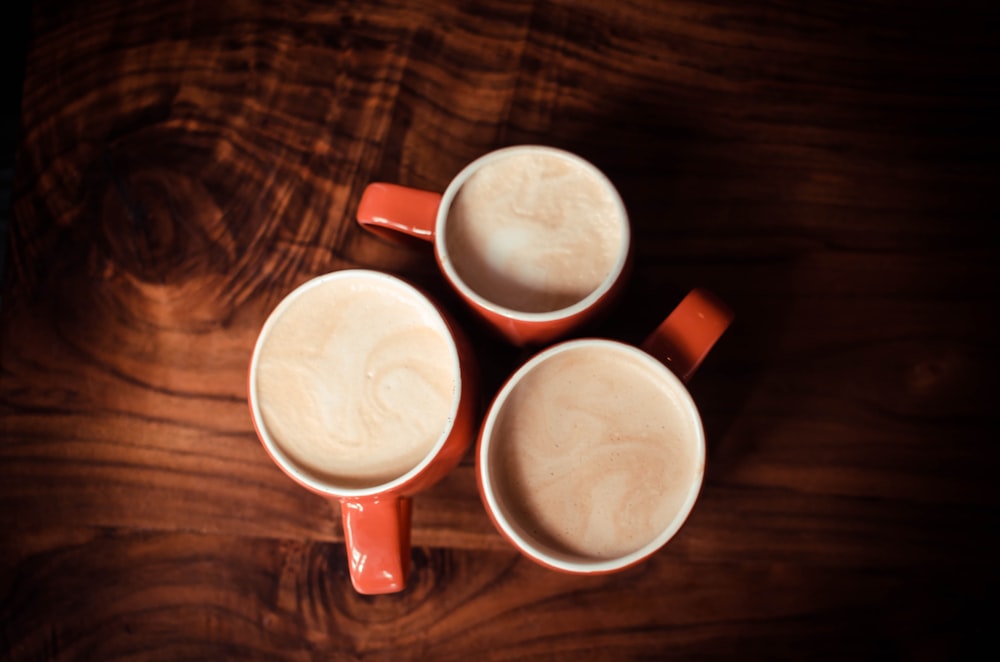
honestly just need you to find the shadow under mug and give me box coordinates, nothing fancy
[247,270,478,594]
[356,145,632,346]
[476,289,733,573]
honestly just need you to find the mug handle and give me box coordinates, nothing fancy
[641,288,734,383]
[356,183,442,245]
[340,496,412,594]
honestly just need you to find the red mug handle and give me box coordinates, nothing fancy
[340,495,412,594]
[641,289,734,382]
[356,183,442,245]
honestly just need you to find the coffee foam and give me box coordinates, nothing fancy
[489,343,701,560]
[254,275,457,489]
[444,150,624,313]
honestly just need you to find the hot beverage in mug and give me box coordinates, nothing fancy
[477,289,733,573]
[444,149,625,314]
[248,270,477,594]
[253,274,458,488]
[357,145,631,345]
[487,342,703,560]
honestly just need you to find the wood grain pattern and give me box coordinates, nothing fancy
[2,0,998,658]
[5,529,988,660]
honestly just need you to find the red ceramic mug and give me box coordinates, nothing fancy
[248,270,477,594]
[357,145,632,346]
[476,289,733,573]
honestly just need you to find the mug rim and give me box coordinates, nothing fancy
[248,269,465,498]
[476,338,707,574]
[435,145,632,323]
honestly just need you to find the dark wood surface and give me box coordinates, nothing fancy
[2,0,998,659]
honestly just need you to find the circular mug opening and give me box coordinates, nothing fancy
[479,339,706,573]
[248,270,464,498]
[437,146,631,323]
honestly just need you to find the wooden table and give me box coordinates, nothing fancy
[3,0,997,658]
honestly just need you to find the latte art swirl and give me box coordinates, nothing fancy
[445,150,625,313]
[254,275,457,489]
[490,343,701,560]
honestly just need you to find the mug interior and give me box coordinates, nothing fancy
[248,270,464,498]
[436,145,631,322]
[478,339,706,573]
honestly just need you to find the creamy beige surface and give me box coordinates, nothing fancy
[445,150,623,313]
[255,276,456,488]
[490,344,701,559]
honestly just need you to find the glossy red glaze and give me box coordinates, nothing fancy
[641,288,735,382]
[340,497,412,594]
[356,183,441,246]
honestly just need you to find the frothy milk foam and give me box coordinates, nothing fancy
[445,150,624,313]
[489,343,702,560]
[254,274,457,489]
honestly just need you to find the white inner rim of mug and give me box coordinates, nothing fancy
[477,339,707,573]
[248,269,464,498]
[436,145,631,322]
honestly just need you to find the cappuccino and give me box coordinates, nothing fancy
[487,342,703,560]
[444,149,625,314]
[252,273,458,489]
